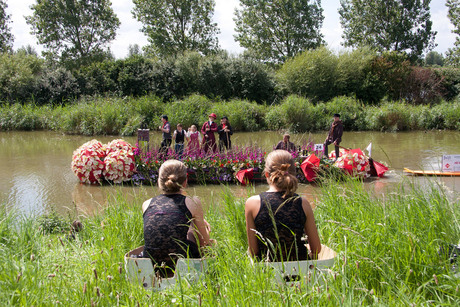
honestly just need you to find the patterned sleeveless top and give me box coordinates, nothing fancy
[143,194,199,272]
[254,192,308,261]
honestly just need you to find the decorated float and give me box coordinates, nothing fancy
[71,137,389,185]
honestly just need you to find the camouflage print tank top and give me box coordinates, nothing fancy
[254,192,308,261]
[143,194,199,273]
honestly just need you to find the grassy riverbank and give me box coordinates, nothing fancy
[1,94,460,135]
[1,179,459,305]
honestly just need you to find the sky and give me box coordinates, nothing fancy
[6,0,456,59]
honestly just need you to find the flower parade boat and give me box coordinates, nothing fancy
[71,138,389,185]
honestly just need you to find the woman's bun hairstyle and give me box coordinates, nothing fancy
[158,160,187,193]
[264,150,298,197]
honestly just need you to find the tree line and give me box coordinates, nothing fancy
[0,0,459,66]
[0,0,459,106]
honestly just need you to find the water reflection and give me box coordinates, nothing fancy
[0,130,459,215]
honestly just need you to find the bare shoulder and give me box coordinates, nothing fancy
[301,196,314,216]
[185,196,203,215]
[142,198,152,214]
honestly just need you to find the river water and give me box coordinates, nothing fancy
[1,130,459,216]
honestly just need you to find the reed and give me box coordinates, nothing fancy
[0,178,458,305]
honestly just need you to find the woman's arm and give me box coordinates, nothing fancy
[301,197,321,259]
[245,195,261,257]
[186,196,211,247]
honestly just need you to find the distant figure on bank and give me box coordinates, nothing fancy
[245,150,321,261]
[186,125,202,157]
[173,124,186,157]
[142,160,212,276]
[324,113,343,160]
[275,134,296,152]
[217,116,233,152]
[159,115,171,155]
[201,113,218,154]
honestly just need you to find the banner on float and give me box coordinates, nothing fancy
[442,154,460,172]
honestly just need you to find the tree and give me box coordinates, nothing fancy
[234,0,324,63]
[424,51,444,66]
[132,0,220,57]
[446,0,460,66]
[0,0,13,53]
[26,0,120,68]
[339,0,437,60]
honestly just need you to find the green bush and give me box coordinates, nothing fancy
[163,94,212,129]
[210,99,268,131]
[265,95,322,132]
[320,96,368,131]
[34,67,80,105]
[276,47,338,102]
[0,53,43,102]
[336,47,376,98]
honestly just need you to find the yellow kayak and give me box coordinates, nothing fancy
[403,168,460,176]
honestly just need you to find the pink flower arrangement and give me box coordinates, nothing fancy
[333,148,370,177]
[72,139,136,184]
[71,140,105,184]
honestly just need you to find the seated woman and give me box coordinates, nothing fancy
[245,150,321,261]
[142,159,211,276]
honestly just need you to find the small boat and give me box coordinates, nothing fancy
[403,168,460,177]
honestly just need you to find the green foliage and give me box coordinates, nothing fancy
[26,0,120,68]
[210,99,267,131]
[335,47,376,98]
[276,47,338,102]
[132,0,220,57]
[37,210,70,235]
[0,0,13,53]
[0,181,459,305]
[34,67,80,105]
[425,51,444,67]
[163,94,212,129]
[265,95,322,132]
[0,53,43,102]
[446,0,460,67]
[234,0,324,63]
[339,0,436,60]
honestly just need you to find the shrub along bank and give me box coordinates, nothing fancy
[1,94,460,135]
[0,180,458,305]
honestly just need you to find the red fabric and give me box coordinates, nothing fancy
[300,154,320,182]
[373,160,388,177]
[236,168,254,185]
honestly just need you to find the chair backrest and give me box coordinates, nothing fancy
[124,246,207,290]
[267,245,336,285]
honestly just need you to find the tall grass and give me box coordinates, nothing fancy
[0,180,459,305]
[1,94,460,135]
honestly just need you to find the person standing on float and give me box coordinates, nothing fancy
[159,115,172,156]
[324,113,343,160]
[201,113,218,154]
[217,116,233,152]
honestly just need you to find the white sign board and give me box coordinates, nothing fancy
[442,155,460,172]
[314,144,324,152]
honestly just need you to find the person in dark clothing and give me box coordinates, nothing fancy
[245,150,321,261]
[173,123,186,157]
[275,134,296,152]
[324,113,343,160]
[142,160,212,276]
[159,115,172,156]
[217,116,233,152]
